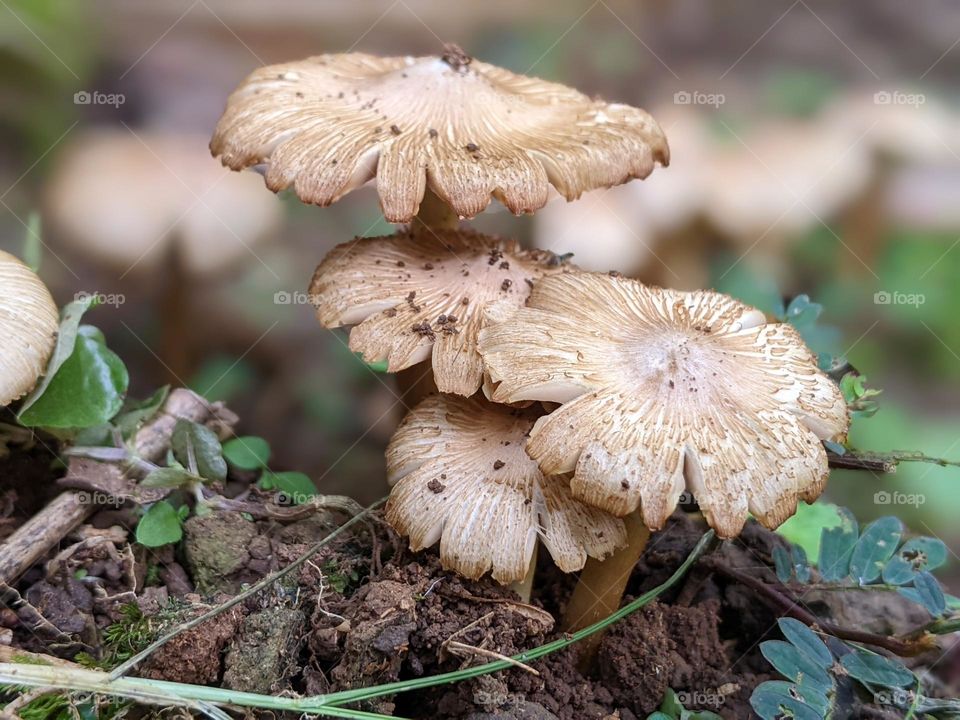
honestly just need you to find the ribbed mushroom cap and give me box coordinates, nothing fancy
[478,272,849,539]
[386,394,626,583]
[309,228,569,396]
[210,48,669,222]
[0,251,59,407]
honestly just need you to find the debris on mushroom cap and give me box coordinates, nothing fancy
[309,228,570,396]
[0,251,59,407]
[46,130,283,274]
[210,49,669,223]
[385,394,627,584]
[478,271,849,539]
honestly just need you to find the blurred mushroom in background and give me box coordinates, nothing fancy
[534,101,874,288]
[45,128,284,380]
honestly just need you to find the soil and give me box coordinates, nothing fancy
[0,447,952,719]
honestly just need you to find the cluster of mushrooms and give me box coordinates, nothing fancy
[211,45,850,632]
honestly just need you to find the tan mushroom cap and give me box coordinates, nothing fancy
[46,130,283,274]
[386,394,626,583]
[0,251,59,407]
[309,228,569,396]
[210,48,669,222]
[478,272,849,539]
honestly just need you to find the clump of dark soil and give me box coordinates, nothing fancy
[1,450,951,719]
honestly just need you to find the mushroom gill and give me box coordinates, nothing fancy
[385,393,626,584]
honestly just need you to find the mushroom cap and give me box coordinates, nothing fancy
[703,118,873,240]
[309,228,569,396]
[478,272,849,539]
[385,393,626,583]
[46,130,283,274]
[0,251,59,407]
[210,49,669,222]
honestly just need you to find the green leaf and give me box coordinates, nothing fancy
[912,572,946,616]
[647,714,673,720]
[773,546,793,583]
[750,681,828,720]
[778,618,832,668]
[265,471,316,504]
[818,508,858,581]
[136,501,183,547]
[141,467,195,489]
[881,556,916,585]
[115,386,170,439]
[881,535,947,585]
[792,545,811,584]
[900,537,948,572]
[171,420,227,483]
[784,294,823,329]
[18,296,96,417]
[840,649,913,688]
[778,501,845,561]
[760,640,832,691]
[849,517,902,584]
[18,325,128,428]
[222,436,271,470]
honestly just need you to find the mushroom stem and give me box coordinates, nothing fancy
[561,512,650,666]
[509,542,538,603]
[412,188,459,234]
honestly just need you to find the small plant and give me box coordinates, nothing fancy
[752,617,920,720]
[773,510,949,617]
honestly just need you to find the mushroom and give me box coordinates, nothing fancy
[479,271,848,630]
[309,228,569,396]
[0,251,59,407]
[385,393,626,584]
[210,45,668,228]
[46,129,283,380]
[47,129,282,274]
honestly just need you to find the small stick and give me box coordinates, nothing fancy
[702,557,938,656]
[0,389,235,584]
[445,640,540,676]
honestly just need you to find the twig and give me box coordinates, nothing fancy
[109,497,386,679]
[702,557,938,656]
[827,452,896,473]
[445,640,539,676]
[828,448,960,473]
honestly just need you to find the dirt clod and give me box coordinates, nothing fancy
[223,605,305,694]
[183,512,258,595]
